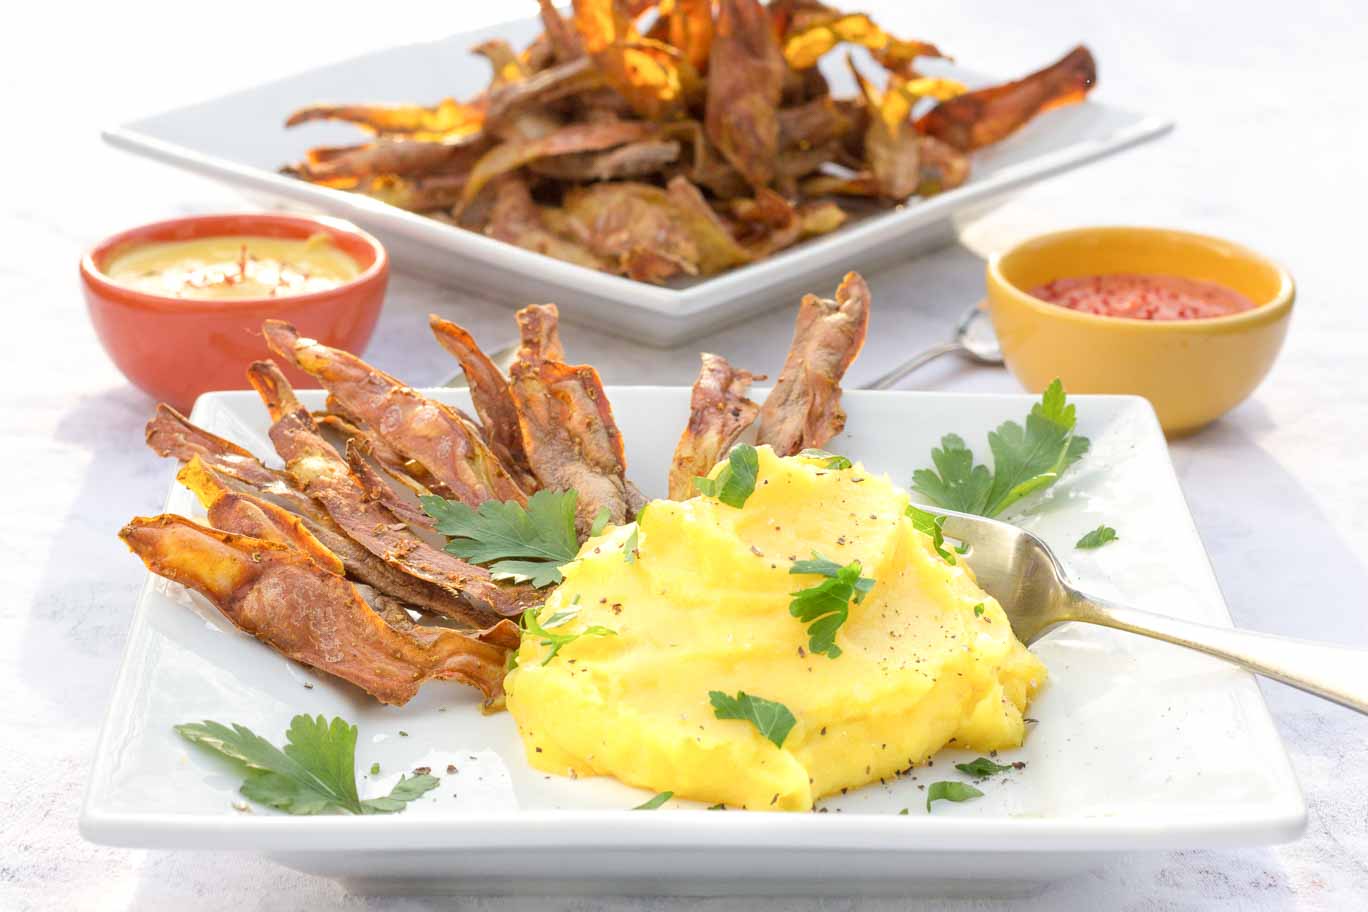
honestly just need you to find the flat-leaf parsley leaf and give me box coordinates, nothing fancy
[788,552,874,658]
[175,714,438,815]
[693,444,760,508]
[798,448,853,470]
[633,790,673,810]
[519,602,616,666]
[624,506,646,564]
[954,756,1014,778]
[909,433,993,514]
[925,780,983,812]
[905,504,957,564]
[709,690,797,748]
[588,506,612,537]
[421,489,581,588]
[912,379,1089,518]
[1076,525,1119,549]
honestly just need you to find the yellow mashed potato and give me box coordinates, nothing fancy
[505,446,1046,811]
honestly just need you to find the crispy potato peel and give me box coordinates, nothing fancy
[280,2,1094,283]
[121,271,883,709]
[120,515,515,707]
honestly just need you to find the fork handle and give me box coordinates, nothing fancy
[1073,595,1368,715]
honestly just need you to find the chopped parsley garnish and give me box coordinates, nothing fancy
[912,379,1089,518]
[798,448,853,470]
[624,507,645,564]
[518,601,616,667]
[633,790,673,810]
[954,756,1014,778]
[708,690,797,748]
[1076,525,1119,549]
[693,443,760,508]
[588,506,612,537]
[175,715,438,815]
[925,780,984,812]
[973,603,985,617]
[369,762,380,775]
[905,504,957,564]
[421,489,583,588]
[788,552,874,659]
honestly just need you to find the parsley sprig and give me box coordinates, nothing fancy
[518,601,616,667]
[912,380,1090,518]
[788,553,875,659]
[422,489,608,588]
[709,690,797,748]
[175,715,438,815]
[693,444,760,508]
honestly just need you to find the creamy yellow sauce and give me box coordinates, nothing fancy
[102,234,359,299]
[505,447,1046,811]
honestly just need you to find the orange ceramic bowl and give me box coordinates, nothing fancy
[985,226,1294,436]
[82,213,388,411]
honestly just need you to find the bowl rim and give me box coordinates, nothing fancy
[986,225,1295,332]
[79,212,388,313]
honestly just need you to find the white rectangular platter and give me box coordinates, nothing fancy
[82,388,1303,896]
[103,13,1170,346]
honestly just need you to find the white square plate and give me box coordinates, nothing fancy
[82,388,1303,895]
[102,13,1170,346]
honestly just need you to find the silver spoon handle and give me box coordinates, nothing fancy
[1073,594,1368,715]
[863,341,962,391]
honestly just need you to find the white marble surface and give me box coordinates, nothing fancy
[3,0,1365,909]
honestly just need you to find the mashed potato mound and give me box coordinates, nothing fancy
[505,446,1046,810]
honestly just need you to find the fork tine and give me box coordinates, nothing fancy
[930,507,1070,644]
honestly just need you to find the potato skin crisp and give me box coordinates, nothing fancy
[280,3,1096,283]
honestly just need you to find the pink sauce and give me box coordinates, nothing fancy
[1029,273,1257,320]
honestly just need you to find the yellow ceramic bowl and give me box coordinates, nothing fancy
[985,226,1294,436]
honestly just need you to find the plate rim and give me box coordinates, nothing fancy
[81,388,1306,853]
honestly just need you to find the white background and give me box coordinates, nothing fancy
[2,0,1365,909]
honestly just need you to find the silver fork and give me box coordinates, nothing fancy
[939,508,1368,715]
